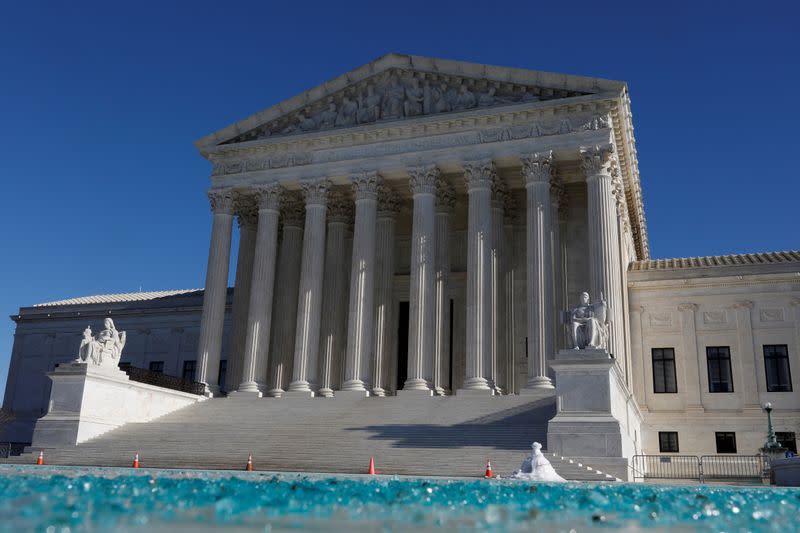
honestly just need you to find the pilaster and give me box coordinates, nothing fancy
[678,302,704,412]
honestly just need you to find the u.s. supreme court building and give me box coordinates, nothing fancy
[2,55,798,475]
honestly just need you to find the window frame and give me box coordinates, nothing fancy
[706,346,734,393]
[776,432,797,454]
[658,431,679,453]
[652,347,678,394]
[763,344,793,392]
[148,361,165,374]
[182,360,197,382]
[715,431,737,454]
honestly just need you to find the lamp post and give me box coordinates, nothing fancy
[763,402,780,450]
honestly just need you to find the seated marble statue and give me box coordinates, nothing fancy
[511,442,566,482]
[76,318,126,368]
[568,292,608,350]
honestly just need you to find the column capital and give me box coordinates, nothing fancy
[579,144,615,177]
[351,171,381,201]
[435,178,456,214]
[520,151,553,184]
[301,178,331,206]
[408,165,439,195]
[327,190,354,224]
[252,183,283,212]
[208,188,235,215]
[235,193,258,230]
[281,190,305,227]
[462,159,495,191]
[377,184,401,218]
[491,175,508,210]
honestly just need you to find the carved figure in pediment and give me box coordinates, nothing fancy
[521,90,539,102]
[478,86,496,107]
[357,84,381,124]
[297,111,317,132]
[453,85,476,111]
[335,96,358,128]
[316,102,338,130]
[428,82,450,114]
[403,78,424,117]
[381,77,404,120]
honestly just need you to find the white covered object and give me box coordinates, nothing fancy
[511,442,566,482]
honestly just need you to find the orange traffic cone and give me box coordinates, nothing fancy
[245,453,254,472]
[132,453,140,469]
[35,451,44,465]
[484,460,494,479]
[367,456,376,475]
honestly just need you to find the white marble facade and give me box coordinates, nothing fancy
[2,55,798,456]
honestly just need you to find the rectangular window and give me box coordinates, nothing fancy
[776,432,797,454]
[658,431,679,453]
[715,432,737,453]
[182,360,196,382]
[148,361,164,374]
[706,347,734,392]
[764,345,793,392]
[652,348,677,393]
[218,360,227,389]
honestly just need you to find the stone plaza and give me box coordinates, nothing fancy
[2,55,798,478]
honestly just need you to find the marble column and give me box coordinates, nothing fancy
[267,192,305,397]
[371,185,399,397]
[502,197,517,394]
[226,196,258,393]
[460,159,494,393]
[521,152,554,391]
[196,188,235,396]
[490,176,508,394]
[433,179,455,395]
[236,184,282,395]
[549,178,565,354]
[342,171,381,393]
[288,179,331,395]
[580,145,624,359]
[318,192,353,398]
[402,165,438,394]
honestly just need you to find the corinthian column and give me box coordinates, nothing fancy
[402,165,438,395]
[433,179,455,395]
[550,179,567,353]
[226,196,258,393]
[317,192,353,397]
[521,152,554,391]
[371,185,399,397]
[490,176,508,394]
[341,171,381,394]
[196,188,235,396]
[288,179,331,396]
[459,159,494,393]
[236,184,282,395]
[580,145,624,359]
[267,192,305,397]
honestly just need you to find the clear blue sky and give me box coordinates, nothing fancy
[1,0,797,395]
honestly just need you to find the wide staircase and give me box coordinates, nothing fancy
[6,394,617,481]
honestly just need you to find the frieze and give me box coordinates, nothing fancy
[224,68,591,144]
[211,112,612,177]
[759,308,785,322]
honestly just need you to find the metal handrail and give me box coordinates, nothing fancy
[632,454,701,480]
[632,454,768,483]
[122,366,205,395]
[700,455,767,480]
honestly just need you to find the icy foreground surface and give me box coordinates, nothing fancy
[0,465,798,532]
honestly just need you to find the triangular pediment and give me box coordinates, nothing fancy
[195,54,626,150]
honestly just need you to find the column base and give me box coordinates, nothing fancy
[287,380,314,394]
[523,376,554,391]
[397,388,433,397]
[234,381,266,396]
[460,377,492,390]
[317,387,335,398]
[334,390,370,399]
[267,388,285,398]
[402,378,433,392]
[371,387,387,397]
[340,379,368,392]
[202,383,221,398]
[228,389,263,399]
[283,390,315,399]
[434,387,449,396]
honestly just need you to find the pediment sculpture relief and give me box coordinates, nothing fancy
[225,69,589,144]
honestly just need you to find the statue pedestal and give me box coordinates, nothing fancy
[30,363,204,448]
[546,349,642,481]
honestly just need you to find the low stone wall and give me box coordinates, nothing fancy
[31,363,204,448]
